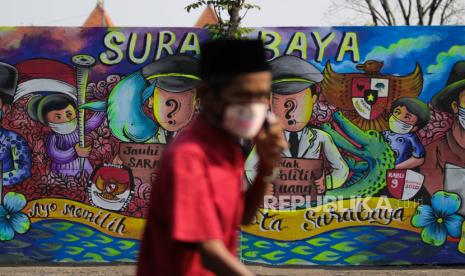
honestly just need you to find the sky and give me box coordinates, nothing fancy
[0,0,340,27]
[2,0,462,101]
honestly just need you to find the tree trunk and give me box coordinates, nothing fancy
[228,4,241,38]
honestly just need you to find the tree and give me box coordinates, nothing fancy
[186,0,260,39]
[328,0,465,26]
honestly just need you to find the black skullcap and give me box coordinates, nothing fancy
[0,62,18,105]
[200,39,269,80]
[270,55,323,95]
[142,55,200,93]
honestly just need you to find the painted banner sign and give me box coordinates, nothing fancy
[2,26,465,266]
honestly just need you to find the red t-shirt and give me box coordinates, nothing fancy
[137,118,245,276]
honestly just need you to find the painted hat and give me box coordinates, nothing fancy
[431,60,465,113]
[200,39,269,80]
[0,62,18,105]
[270,55,323,95]
[14,58,77,102]
[142,55,200,93]
[27,94,75,125]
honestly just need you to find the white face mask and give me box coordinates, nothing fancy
[222,103,267,139]
[49,118,78,135]
[389,115,413,134]
[458,106,465,130]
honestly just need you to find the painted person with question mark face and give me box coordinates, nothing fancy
[138,40,287,276]
[245,56,349,198]
[142,55,200,144]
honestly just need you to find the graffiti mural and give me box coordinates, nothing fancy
[2,26,465,266]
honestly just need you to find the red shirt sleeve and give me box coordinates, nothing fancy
[170,146,223,243]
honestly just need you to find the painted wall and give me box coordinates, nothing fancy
[1,26,465,265]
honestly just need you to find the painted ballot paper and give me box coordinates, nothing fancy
[271,158,323,207]
[118,143,165,184]
[2,26,465,266]
[387,169,424,200]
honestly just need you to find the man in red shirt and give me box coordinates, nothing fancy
[137,40,287,276]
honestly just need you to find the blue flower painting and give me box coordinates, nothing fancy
[0,192,31,241]
[412,191,464,246]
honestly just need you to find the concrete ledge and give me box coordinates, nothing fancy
[1,265,465,275]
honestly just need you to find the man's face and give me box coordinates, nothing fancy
[46,104,77,124]
[215,72,272,138]
[271,88,316,132]
[220,71,272,105]
[150,87,196,132]
[392,106,418,127]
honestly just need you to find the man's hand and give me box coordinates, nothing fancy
[75,144,91,158]
[255,114,288,177]
[315,174,326,194]
[200,240,254,276]
[243,114,288,225]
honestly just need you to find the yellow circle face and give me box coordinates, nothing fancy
[271,87,314,132]
[152,87,196,132]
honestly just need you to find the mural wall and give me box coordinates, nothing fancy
[1,26,465,265]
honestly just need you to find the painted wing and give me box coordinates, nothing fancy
[387,63,423,108]
[321,61,354,110]
[95,176,106,192]
[113,181,129,196]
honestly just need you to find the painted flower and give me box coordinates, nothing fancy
[0,192,31,241]
[93,136,111,154]
[412,191,464,246]
[127,197,149,218]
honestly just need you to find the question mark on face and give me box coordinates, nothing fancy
[284,99,297,125]
[166,99,180,125]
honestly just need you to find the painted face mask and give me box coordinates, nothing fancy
[458,106,465,130]
[48,118,78,135]
[389,115,413,134]
[222,103,268,139]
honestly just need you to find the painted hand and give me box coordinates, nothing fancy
[75,144,91,158]
[315,174,326,194]
[255,114,288,177]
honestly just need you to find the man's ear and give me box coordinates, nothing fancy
[148,96,153,109]
[452,101,459,114]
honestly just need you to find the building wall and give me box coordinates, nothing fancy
[1,26,465,265]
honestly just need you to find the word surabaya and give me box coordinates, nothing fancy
[99,30,360,65]
[302,203,405,230]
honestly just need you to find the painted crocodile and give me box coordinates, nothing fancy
[321,111,396,198]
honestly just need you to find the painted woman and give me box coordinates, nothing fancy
[83,54,201,145]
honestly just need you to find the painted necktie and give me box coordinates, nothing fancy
[165,131,174,143]
[289,131,299,158]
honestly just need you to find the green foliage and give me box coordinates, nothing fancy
[185,0,260,40]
